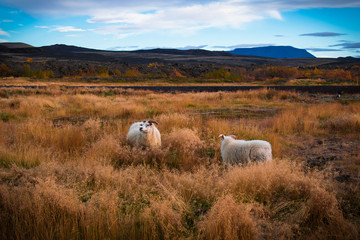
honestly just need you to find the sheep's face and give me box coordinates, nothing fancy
[139,120,158,134]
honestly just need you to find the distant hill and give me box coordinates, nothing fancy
[229,46,315,59]
[0,42,34,49]
[40,44,103,52]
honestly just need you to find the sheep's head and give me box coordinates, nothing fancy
[218,134,236,141]
[139,120,158,133]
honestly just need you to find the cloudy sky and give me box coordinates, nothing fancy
[0,0,359,57]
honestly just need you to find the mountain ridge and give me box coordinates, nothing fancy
[229,46,315,59]
[0,42,314,59]
[1,42,359,68]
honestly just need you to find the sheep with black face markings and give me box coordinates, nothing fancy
[219,134,272,165]
[126,120,161,148]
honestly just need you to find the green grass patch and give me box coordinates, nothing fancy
[0,152,40,169]
[104,91,115,97]
[338,99,360,104]
[0,112,16,122]
[0,155,11,168]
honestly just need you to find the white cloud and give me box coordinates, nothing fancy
[2,0,360,39]
[1,19,13,23]
[51,26,86,32]
[88,1,273,39]
[35,25,86,33]
[178,45,208,50]
[87,1,272,28]
[3,0,360,15]
[0,39,8,42]
[267,10,282,20]
[35,25,50,29]
[0,28,10,36]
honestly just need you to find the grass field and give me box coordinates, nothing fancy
[0,83,359,239]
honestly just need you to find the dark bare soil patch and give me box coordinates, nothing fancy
[192,106,278,119]
[52,116,90,127]
[286,136,360,225]
[289,136,360,182]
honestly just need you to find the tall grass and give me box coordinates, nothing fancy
[271,103,360,136]
[0,161,357,239]
[0,87,359,239]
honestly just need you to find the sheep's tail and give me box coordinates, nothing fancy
[265,147,272,161]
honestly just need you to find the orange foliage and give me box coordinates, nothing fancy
[324,69,352,81]
[0,63,12,76]
[169,68,186,78]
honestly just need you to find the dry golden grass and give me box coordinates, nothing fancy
[198,195,257,240]
[271,103,360,136]
[0,86,359,239]
[1,161,357,240]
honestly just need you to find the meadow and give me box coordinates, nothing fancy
[0,84,359,239]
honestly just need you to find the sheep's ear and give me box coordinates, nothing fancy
[218,134,225,140]
[229,135,236,139]
[148,120,159,125]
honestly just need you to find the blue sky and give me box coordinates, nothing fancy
[0,0,359,58]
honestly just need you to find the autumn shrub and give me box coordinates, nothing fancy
[0,89,9,98]
[198,195,257,240]
[123,68,142,78]
[162,128,206,170]
[111,146,168,169]
[271,103,360,136]
[85,134,121,164]
[321,113,360,134]
[140,199,186,239]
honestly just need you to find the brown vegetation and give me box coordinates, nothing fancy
[0,86,359,239]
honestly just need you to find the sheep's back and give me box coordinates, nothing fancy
[248,141,272,162]
[222,139,272,164]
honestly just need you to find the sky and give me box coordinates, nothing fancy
[0,0,359,58]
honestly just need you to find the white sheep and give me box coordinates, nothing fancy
[219,134,272,165]
[126,120,161,148]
